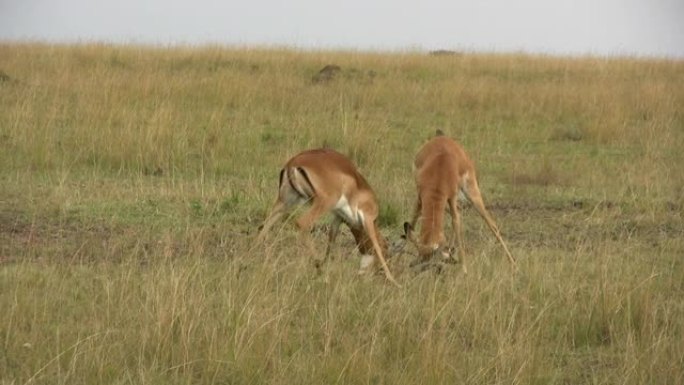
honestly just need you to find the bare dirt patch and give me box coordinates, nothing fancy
[475,200,683,251]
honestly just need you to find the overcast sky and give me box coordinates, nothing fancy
[1,0,683,58]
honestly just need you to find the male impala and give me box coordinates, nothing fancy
[403,131,516,273]
[256,148,399,286]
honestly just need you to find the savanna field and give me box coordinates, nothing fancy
[0,43,683,384]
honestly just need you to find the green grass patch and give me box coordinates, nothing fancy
[1,43,683,384]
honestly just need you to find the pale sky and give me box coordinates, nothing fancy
[1,0,683,58]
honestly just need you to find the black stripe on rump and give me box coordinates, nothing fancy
[296,167,316,198]
[286,167,308,199]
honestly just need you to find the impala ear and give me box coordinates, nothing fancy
[402,222,413,239]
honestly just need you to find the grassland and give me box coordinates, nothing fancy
[1,43,683,384]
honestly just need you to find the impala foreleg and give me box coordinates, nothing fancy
[295,200,330,263]
[448,198,467,274]
[409,197,421,230]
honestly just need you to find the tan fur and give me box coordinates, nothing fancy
[405,133,516,273]
[256,148,400,287]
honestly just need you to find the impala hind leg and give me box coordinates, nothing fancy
[255,201,287,244]
[463,178,516,268]
[295,200,332,266]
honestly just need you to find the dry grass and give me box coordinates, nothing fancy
[1,43,683,384]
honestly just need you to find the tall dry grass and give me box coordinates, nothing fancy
[1,43,683,384]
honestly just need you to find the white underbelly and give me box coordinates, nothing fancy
[334,195,364,227]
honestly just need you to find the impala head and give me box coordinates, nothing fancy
[402,222,451,261]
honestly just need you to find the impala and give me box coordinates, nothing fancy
[256,148,400,286]
[403,131,516,273]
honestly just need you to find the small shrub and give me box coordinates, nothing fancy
[378,202,400,228]
[550,124,584,142]
[218,193,241,215]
